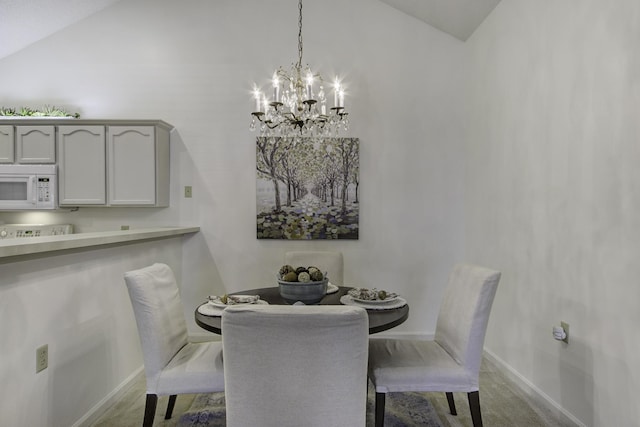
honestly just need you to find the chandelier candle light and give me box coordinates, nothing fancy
[250,0,349,137]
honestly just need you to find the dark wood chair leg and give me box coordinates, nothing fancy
[165,394,177,419]
[143,394,158,427]
[375,392,386,427]
[468,391,483,427]
[446,392,457,415]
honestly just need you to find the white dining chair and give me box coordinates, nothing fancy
[284,250,344,285]
[368,263,501,427]
[222,304,369,427]
[124,263,225,427]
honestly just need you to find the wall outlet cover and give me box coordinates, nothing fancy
[36,344,48,373]
[560,321,569,344]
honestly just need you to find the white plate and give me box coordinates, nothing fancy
[326,283,339,294]
[208,295,264,308]
[340,295,407,310]
[198,303,224,316]
[351,295,399,304]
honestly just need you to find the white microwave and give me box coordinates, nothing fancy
[0,164,57,210]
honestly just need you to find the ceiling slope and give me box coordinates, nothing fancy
[378,0,501,41]
[0,0,121,59]
[0,0,500,61]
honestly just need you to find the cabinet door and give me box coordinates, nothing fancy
[107,126,156,205]
[0,125,14,163]
[16,126,56,163]
[58,126,106,205]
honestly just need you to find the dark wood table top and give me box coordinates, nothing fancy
[195,286,409,335]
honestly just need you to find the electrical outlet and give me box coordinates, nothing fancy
[560,321,569,344]
[36,345,48,373]
[121,225,130,230]
[184,186,192,198]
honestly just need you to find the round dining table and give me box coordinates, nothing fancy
[195,286,409,335]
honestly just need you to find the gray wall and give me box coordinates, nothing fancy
[464,1,640,426]
[0,0,467,425]
[11,1,637,426]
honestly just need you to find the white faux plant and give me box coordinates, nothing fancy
[0,105,79,118]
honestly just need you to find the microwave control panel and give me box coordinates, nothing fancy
[37,177,52,202]
[0,224,73,239]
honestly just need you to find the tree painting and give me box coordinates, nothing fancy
[257,137,359,240]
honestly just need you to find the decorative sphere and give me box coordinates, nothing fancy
[279,264,295,276]
[309,270,323,281]
[283,271,298,282]
[298,272,311,282]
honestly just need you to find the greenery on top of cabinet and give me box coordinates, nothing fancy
[0,106,80,118]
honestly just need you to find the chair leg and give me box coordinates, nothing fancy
[165,394,177,419]
[143,394,158,427]
[446,392,457,415]
[468,391,483,427]
[375,392,386,427]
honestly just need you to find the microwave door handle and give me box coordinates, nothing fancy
[29,176,37,205]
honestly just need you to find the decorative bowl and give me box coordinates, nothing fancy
[278,276,329,305]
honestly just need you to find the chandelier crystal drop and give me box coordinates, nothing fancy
[250,0,349,137]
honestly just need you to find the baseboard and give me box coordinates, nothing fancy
[483,349,585,427]
[369,333,584,427]
[72,366,144,427]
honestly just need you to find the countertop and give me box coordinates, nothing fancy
[0,226,199,259]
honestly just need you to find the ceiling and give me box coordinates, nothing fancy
[378,0,501,41]
[0,0,121,59]
[0,0,500,60]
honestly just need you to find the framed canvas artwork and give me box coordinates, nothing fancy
[256,137,359,240]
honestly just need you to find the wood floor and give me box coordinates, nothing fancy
[91,356,577,427]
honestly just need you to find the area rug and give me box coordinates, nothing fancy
[177,385,443,426]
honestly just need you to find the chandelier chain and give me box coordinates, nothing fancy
[249,0,349,137]
[297,0,303,69]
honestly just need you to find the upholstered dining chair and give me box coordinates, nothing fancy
[284,250,344,285]
[368,263,501,427]
[222,305,369,427]
[124,263,225,427]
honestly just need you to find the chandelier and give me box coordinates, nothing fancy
[250,0,349,137]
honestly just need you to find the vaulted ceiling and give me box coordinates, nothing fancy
[378,0,501,41]
[0,0,500,60]
[0,0,121,59]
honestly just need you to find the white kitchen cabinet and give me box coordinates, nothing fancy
[57,125,106,205]
[16,126,56,163]
[0,119,171,207]
[0,125,14,163]
[107,125,169,206]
